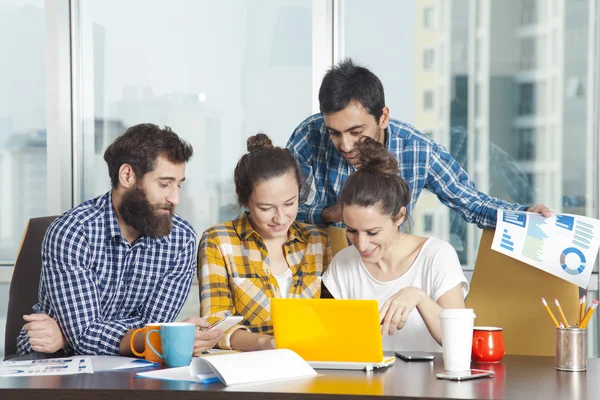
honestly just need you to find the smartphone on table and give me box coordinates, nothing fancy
[395,351,435,361]
[436,369,494,381]
[204,315,243,332]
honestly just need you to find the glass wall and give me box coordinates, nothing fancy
[0,0,47,359]
[1,0,598,359]
[76,0,315,319]
[340,0,598,354]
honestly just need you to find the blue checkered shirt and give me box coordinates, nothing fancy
[16,191,197,356]
[287,114,527,228]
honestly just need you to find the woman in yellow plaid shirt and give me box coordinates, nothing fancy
[198,133,332,351]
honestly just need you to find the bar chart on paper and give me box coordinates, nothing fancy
[492,211,600,288]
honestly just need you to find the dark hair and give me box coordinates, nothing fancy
[104,123,193,188]
[319,58,386,122]
[340,137,410,220]
[234,133,303,206]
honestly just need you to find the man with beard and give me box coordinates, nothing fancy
[287,59,550,230]
[15,124,222,356]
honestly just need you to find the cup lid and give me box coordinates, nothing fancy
[439,308,476,318]
[474,326,502,331]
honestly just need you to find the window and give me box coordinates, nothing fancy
[77,0,315,321]
[518,83,536,116]
[423,90,434,111]
[423,6,435,29]
[423,214,433,233]
[517,128,536,160]
[423,48,435,71]
[521,0,538,25]
[520,37,536,70]
[0,0,48,360]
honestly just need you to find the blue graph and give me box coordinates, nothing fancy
[503,211,526,228]
[556,215,574,231]
[523,218,549,262]
[500,229,514,252]
[560,247,586,275]
[573,220,594,250]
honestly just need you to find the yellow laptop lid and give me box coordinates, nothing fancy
[271,298,383,363]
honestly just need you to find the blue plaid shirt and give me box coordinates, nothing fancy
[17,191,197,356]
[287,114,526,228]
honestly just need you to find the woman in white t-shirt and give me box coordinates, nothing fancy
[322,137,469,352]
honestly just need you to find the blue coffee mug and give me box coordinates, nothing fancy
[147,322,195,368]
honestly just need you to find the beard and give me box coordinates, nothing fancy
[118,184,174,238]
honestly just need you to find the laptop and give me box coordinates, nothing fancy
[271,298,395,370]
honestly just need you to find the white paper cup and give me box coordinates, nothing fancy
[439,308,476,371]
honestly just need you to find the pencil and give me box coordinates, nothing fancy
[579,296,585,325]
[579,300,599,329]
[554,298,570,327]
[541,297,560,328]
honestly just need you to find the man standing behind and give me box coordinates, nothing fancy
[287,59,550,227]
[17,124,221,356]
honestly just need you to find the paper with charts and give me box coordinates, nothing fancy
[492,211,600,288]
[0,357,93,377]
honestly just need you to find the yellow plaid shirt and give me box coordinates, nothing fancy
[199,212,331,349]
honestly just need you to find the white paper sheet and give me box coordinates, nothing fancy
[137,349,316,386]
[190,349,317,386]
[76,356,159,372]
[492,211,600,288]
[0,357,93,377]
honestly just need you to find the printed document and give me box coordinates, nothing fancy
[492,211,600,288]
[0,357,93,377]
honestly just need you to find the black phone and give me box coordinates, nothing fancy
[394,351,435,361]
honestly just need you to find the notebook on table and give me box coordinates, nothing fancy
[271,298,395,371]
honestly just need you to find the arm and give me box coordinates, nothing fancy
[117,236,197,356]
[379,285,464,346]
[229,330,275,351]
[21,314,67,354]
[380,240,468,345]
[426,142,527,229]
[42,219,196,355]
[199,230,250,350]
[39,222,143,355]
[287,120,335,226]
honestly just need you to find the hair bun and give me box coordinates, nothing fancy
[355,137,399,176]
[246,132,274,152]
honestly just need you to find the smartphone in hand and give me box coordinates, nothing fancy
[395,351,435,361]
[205,315,243,332]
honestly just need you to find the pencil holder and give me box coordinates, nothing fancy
[555,327,587,371]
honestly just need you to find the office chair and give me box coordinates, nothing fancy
[4,216,58,359]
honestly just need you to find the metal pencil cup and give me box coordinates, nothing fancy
[555,327,587,371]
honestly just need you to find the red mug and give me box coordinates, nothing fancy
[472,326,505,363]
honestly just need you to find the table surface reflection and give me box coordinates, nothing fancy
[1,354,599,399]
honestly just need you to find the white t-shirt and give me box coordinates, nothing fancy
[322,237,469,352]
[274,268,293,299]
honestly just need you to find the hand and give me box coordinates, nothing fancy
[379,287,425,337]
[257,335,276,351]
[322,203,343,224]
[23,314,67,353]
[525,204,552,218]
[183,316,224,356]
